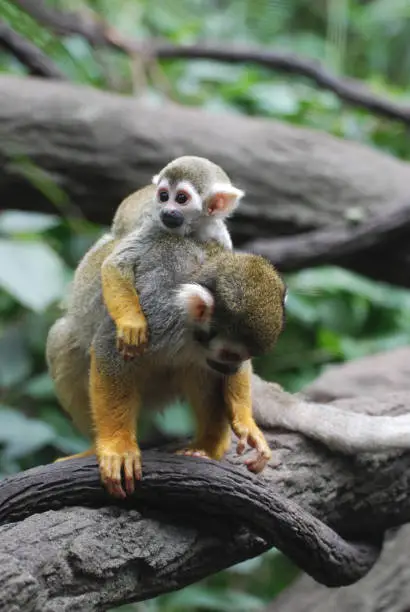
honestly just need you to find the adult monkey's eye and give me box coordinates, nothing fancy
[158,189,169,202]
[175,191,189,205]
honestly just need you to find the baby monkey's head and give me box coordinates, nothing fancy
[152,156,244,234]
[176,251,287,375]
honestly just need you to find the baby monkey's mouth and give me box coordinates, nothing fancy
[206,359,239,375]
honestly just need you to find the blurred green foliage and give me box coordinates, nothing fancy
[1,0,410,610]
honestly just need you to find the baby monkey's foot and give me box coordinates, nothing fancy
[116,315,148,360]
[176,448,211,459]
[233,421,272,474]
[97,442,142,499]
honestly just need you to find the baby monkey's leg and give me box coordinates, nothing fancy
[179,372,231,460]
[89,347,142,498]
[101,257,148,358]
[225,362,272,473]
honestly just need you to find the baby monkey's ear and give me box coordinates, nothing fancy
[176,283,214,325]
[206,183,244,218]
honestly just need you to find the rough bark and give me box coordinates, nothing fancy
[304,346,410,403]
[266,347,410,612]
[2,76,410,285]
[269,525,410,612]
[1,381,410,609]
[241,203,410,273]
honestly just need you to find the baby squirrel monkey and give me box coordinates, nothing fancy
[101,155,243,358]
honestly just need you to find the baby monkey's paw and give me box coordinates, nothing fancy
[233,421,272,474]
[116,315,148,359]
[176,448,212,459]
[98,442,142,499]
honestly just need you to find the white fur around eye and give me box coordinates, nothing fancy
[175,181,202,210]
[155,178,171,200]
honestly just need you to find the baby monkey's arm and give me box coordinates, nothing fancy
[101,230,148,358]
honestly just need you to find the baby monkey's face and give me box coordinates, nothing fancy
[154,176,205,235]
[151,155,244,236]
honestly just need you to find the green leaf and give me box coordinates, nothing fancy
[0,239,68,311]
[37,406,89,455]
[288,266,410,309]
[226,556,266,575]
[0,406,57,459]
[250,83,300,115]
[0,324,31,387]
[160,585,264,611]
[23,372,55,400]
[154,402,194,436]
[0,211,60,235]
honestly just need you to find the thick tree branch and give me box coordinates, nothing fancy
[304,346,410,403]
[1,381,410,608]
[3,76,410,286]
[0,22,66,79]
[241,201,410,271]
[12,0,410,124]
[0,453,383,588]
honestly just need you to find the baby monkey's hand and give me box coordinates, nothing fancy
[116,314,148,359]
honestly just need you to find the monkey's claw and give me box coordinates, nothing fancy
[98,445,142,499]
[234,422,272,474]
[116,316,149,359]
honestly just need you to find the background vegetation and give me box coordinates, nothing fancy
[1,0,410,610]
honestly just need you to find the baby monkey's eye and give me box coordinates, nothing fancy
[158,190,169,202]
[175,191,189,205]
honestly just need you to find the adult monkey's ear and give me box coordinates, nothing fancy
[176,283,214,325]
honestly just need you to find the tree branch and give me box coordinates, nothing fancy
[304,346,410,403]
[0,452,383,588]
[268,526,410,612]
[12,0,410,124]
[1,383,410,607]
[0,22,66,79]
[241,202,410,271]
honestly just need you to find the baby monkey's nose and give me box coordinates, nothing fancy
[160,209,184,229]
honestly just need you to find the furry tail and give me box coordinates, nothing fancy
[252,374,410,454]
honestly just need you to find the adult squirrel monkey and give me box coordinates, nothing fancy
[91,236,286,497]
